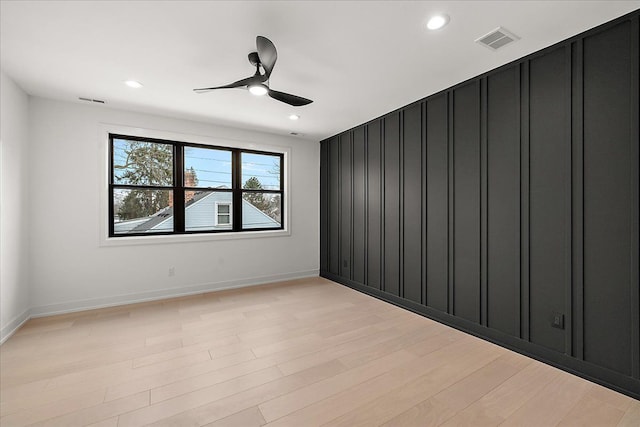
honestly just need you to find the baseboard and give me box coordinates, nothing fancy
[1,270,317,344]
[29,269,318,318]
[0,307,32,345]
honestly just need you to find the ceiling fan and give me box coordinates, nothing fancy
[194,36,313,107]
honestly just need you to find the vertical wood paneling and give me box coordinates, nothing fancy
[421,103,427,306]
[448,92,455,315]
[529,46,570,354]
[319,10,640,399]
[571,40,585,360]
[340,133,352,279]
[403,103,423,304]
[453,82,481,324]
[520,62,531,342]
[328,137,341,275]
[631,16,640,381]
[384,112,401,296]
[563,46,574,358]
[487,66,521,337]
[399,111,405,298]
[426,94,449,312]
[583,22,633,376]
[352,128,366,284]
[480,78,489,328]
[367,121,382,289]
[320,141,329,272]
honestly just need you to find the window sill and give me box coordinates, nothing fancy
[99,228,290,247]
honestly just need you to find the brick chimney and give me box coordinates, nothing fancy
[184,168,196,204]
[168,168,197,208]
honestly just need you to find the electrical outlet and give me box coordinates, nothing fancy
[168,267,175,277]
[552,312,564,329]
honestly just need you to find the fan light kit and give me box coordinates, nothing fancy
[248,84,268,96]
[427,14,449,30]
[124,80,143,88]
[194,36,313,107]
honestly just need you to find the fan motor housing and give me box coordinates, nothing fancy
[248,52,260,66]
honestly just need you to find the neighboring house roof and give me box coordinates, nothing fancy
[114,191,280,234]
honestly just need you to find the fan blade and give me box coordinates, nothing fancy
[267,89,313,106]
[256,36,277,77]
[193,75,259,93]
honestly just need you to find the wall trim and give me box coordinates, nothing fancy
[0,271,317,345]
[322,271,640,401]
[0,308,32,345]
[31,270,318,318]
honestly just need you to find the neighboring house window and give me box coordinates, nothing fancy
[109,134,284,237]
[215,203,232,226]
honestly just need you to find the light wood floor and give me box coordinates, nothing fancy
[1,277,638,427]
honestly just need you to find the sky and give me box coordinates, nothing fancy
[113,138,281,191]
[184,147,281,191]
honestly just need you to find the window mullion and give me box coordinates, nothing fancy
[174,144,185,233]
[232,150,242,232]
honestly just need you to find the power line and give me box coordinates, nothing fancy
[184,156,231,162]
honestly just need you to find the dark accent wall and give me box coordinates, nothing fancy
[320,10,640,399]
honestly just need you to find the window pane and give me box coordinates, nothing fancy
[242,153,281,191]
[112,139,173,186]
[242,192,281,229]
[185,191,233,231]
[113,188,173,234]
[184,147,232,189]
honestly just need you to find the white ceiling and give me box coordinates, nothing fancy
[1,1,638,141]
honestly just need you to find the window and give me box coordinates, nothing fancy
[215,203,232,226]
[109,134,284,237]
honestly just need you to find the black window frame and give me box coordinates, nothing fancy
[109,133,285,237]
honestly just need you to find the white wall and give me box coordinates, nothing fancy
[0,71,31,341]
[28,97,319,316]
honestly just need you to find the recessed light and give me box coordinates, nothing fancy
[124,80,143,88]
[289,114,300,120]
[248,84,268,96]
[427,14,449,30]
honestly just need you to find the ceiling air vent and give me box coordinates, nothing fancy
[475,27,519,50]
